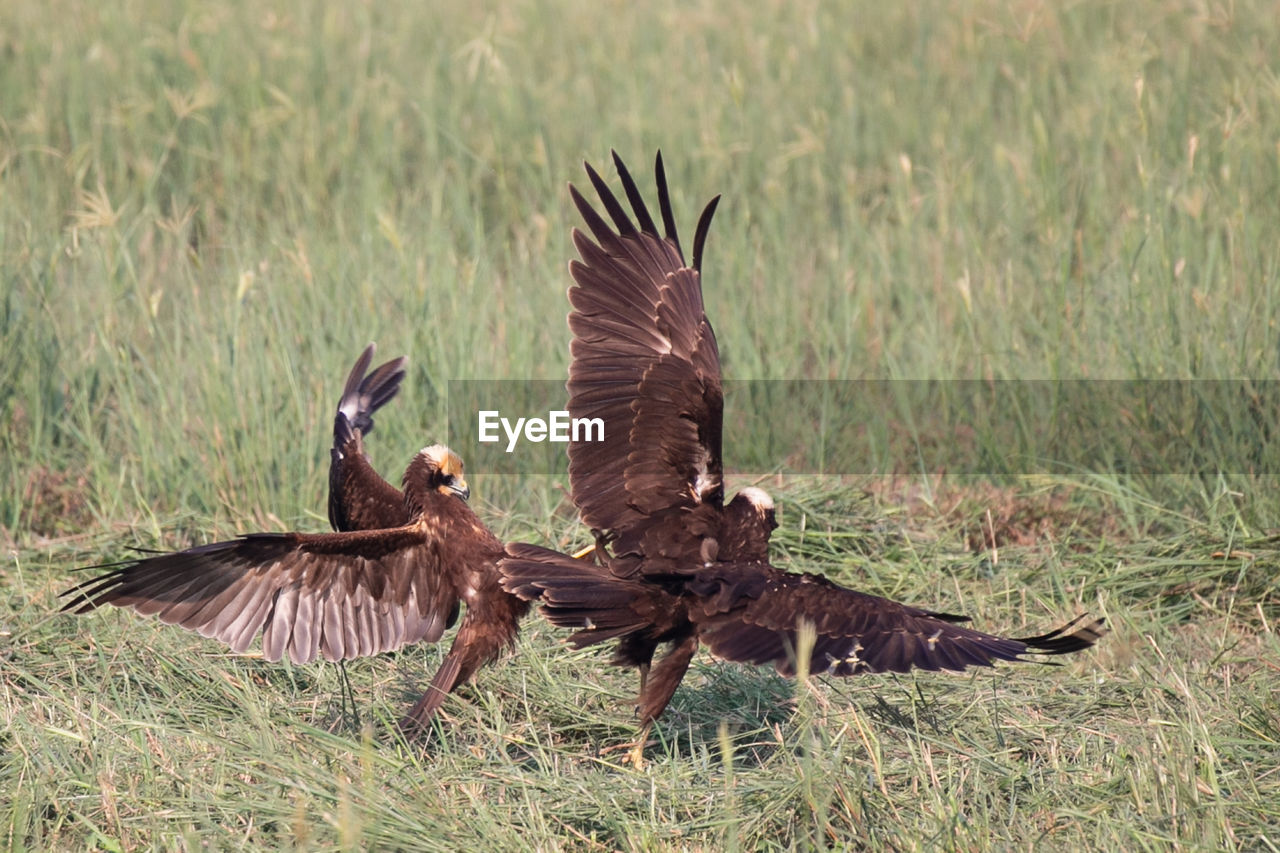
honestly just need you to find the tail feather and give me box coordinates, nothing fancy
[501,543,663,647]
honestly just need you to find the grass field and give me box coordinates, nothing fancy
[4,0,1280,849]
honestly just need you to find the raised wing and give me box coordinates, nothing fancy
[61,525,460,665]
[566,152,724,557]
[329,344,410,531]
[694,568,1106,677]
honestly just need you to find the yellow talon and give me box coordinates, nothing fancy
[626,739,647,769]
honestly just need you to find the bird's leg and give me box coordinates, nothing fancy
[625,637,698,769]
[590,528,616,565]
[572,528,613,562]
[337,660,360,731]
[627,720,653,769]
[616,662,653,768]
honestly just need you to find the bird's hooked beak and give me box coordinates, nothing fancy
[417,445,472,503]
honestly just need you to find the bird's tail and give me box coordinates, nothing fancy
[501,543,667,648]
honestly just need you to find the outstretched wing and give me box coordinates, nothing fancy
[693,567,1105,677]
[61,525,460,665]
[567,151,724,558]
[329,344,410,531]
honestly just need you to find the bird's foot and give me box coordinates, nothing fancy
[625,738,647,770]
[397,715,430,740]
[599,734,653,768]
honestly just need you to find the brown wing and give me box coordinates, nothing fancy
[61,524,460,665]
[693,567,1105,677]
[566,152,724,557]
[328,344,410,531]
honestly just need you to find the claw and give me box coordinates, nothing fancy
[626,739,647,769]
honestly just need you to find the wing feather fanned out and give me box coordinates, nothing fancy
[694,568,1105,678]
[262,584,298,662]
[329,345,410,532]
[565,153,725,553]
[61,526,458,665]
[336,345,408,437]
[221,578,275,653]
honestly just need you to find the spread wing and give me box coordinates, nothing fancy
[566,152,724,557]
[329,344,410,531]
[61,525,461,665]
[693,567,1106,677]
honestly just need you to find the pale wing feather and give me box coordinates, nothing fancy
[62,526,458,665]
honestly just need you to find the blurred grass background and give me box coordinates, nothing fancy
[3,0,1278,849]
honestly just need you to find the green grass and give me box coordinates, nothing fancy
[3,0,1279,849]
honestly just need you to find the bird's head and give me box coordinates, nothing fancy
[405,444,471,504]
[736,486,778,531]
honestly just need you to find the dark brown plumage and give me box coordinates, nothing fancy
[501,153,1105,751]
[63,348,528,733]
[328,343,410,532]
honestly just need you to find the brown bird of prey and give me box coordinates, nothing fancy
[62,346,528,732]
[501,152,1104,762]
